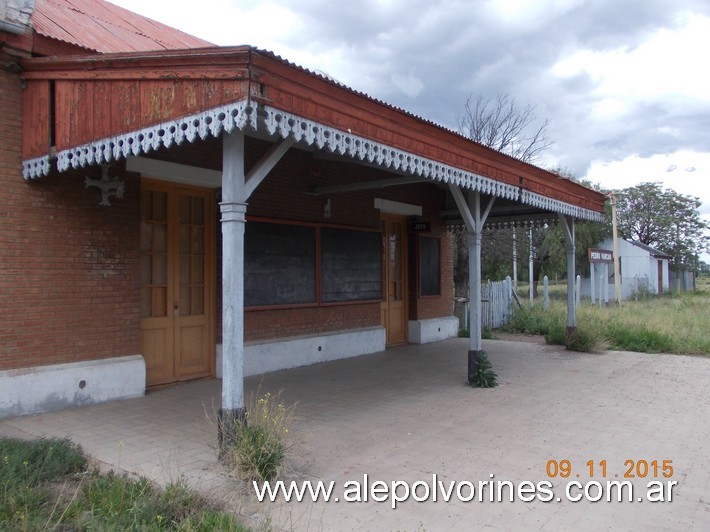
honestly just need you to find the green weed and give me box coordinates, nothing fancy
[230,391,296,482]
[0,438,246,531]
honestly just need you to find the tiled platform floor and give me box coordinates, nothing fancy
[2,339,709,531]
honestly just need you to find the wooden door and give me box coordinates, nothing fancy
[657,260,663,294]
[140,181,214,386]
[381,215,408,345]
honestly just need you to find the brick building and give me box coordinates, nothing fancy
[0,0,606,423]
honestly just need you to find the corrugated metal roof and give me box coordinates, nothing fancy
[630,240,672,259]
[31,0,213,53]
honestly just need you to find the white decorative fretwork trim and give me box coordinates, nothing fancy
[519,189,605,222]
[22,99,256,180]
[22,156,51,179]
[263,105,520,202]
[262,105,603,222]
[21,98,604,222]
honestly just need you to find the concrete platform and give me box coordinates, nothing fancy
[1,338,709,531]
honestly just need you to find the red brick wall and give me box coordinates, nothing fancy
[1,80,454,372]
[0,55,141,371]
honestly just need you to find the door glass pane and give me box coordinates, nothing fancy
[192,226,204,254]
[153,224,167,252]
[179,195,191,224]
[153,254,167,285]
[153,191,167,221]
[192,256,204,284]
[178,193,206,317]
[180,255,191,285]
[179,286,191,315]
[140,223,152,252]
[140,255,152,285]
[192,197,204,224]
[141,190,169,319]
[179,226,191,254]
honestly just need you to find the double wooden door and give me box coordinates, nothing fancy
[140,181,214,386]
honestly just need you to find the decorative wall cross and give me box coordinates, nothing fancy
[84,166,125,206]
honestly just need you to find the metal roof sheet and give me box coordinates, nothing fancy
[31,0,213,53]
[629,240,672,259]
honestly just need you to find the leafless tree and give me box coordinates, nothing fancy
[457,93,553,163]
[453,93,554,301]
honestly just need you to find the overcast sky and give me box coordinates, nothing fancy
[111,0,710,261]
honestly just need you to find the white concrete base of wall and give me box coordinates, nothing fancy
[0,355,145,419]
[216,326,386,378]
[408,316,459,344]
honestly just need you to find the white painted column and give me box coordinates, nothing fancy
[448,185,494,384]
[529,228,534,304]
[590,263,596,304]
[468,230,483,354]
[512,228,518,290]
[559,215,576,342]
[219,131,248,450]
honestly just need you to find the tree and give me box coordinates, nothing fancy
[454,93,555,297]
[615,182,710,287]
[458,93,553,163]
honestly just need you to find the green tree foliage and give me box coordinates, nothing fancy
[463,176,610,294]
[615,182,710,271]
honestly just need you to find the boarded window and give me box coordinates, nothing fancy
[321,227,382,302]
[419,236,440,296]
[244,221,316,306]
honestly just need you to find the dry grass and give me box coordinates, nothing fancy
[505,276,710,354]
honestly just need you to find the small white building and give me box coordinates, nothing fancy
[596,238,671,296]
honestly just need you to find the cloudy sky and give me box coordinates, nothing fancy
[111,0,710,261]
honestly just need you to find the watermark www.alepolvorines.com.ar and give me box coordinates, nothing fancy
[253,474,677,509]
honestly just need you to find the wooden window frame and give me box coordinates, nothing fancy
[417,234,442,299]
[244,216,384,311]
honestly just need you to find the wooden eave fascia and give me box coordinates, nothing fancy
[20,45,253,79]
[247,50,607,213]
[19,45,606,215]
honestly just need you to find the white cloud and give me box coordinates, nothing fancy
[390,72,424,98]
[552,15,710,109]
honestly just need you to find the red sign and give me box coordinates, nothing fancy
[588,248,613,263]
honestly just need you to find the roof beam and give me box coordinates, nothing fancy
[448,184,475,233]
[311,176,428,196]
[245,137,294,199]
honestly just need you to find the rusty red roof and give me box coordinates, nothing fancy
[31,0,213,53]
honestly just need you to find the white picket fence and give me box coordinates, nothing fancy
[457,276,515,331]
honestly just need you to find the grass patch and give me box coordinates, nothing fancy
[458,328,493,339]
[0,437,246,531]
[230,391,296,483]
[544,324,599,352]
[502,287,710,355]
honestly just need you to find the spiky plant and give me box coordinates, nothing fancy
[470,351,498,388]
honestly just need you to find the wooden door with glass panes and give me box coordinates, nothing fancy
[381,214,408,345]
[140,181,213,386]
